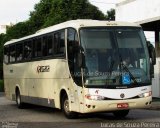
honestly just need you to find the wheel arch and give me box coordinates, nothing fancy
[60,89,68,109]
[15,84,21,96]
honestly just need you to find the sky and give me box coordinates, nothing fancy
[89,0,120,14]
[0,0,121,25]
[0,0,40,25]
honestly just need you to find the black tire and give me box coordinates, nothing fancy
[16,89,24,109]
[61,94,78,119]
[113,110,129,118]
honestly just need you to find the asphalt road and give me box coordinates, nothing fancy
[0,93,160,128]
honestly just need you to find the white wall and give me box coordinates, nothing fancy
[116,0,160,22]
[152,58,160,98]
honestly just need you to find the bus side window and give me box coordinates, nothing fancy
[42,35,53,56]
[47,35,53,55]
[24,41,32,60]
[4,46,9,64]
[9,45,16,63]
[36,38,42,57]
[67,28,81,86]
[42,36,48,56]
[33,38,42,58]
[16,43,23,62]
[54,33,59,55]
[67,28,77,68]
[59,31,65,54]
[54,30,65,56]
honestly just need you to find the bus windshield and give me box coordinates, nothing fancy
[80,28,150,88]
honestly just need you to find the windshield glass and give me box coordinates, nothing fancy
[80,27,150,88]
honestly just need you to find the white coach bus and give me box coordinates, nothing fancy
[3,20,156,118]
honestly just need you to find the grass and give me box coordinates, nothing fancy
[0,80,4,92]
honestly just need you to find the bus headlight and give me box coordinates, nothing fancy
[138,91,152,98]
[85,94,105,100]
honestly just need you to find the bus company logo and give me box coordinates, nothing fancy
[120,93,125,98]
[37,65,50,73]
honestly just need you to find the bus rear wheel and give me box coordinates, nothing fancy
[113,110,129,118]
[62,94,78,119]
[16,89,24,109]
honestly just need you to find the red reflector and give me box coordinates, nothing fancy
[117,103,129,108]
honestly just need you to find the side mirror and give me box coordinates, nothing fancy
[148,42,156,65]
[74,45,84,52]
[77,52,85,68]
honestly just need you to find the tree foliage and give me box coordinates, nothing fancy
[29,0,53,32]
[0,34,6,78]
[30,0,105,28]
[106,8,115,21]
[43,0,105,27]
[6,21,32,40]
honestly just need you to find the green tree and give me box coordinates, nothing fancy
[0,34,6,59]
[106,8,115,21]
[0,34,6,78]
[6,21,31,40]
[31,0,105,28]
[29,0,53,33]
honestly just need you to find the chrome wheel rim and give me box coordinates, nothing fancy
[64,99,69,114]
[16,94,20,105]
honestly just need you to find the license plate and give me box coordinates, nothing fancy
[117,103,129,108]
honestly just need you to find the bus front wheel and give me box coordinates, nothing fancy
[16,89,24,109]
[61,94,78,119]
[113,110,129,118]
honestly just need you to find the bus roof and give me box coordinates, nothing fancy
[4,19,141,46]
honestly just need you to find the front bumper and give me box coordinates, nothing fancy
[82,96,152,113]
